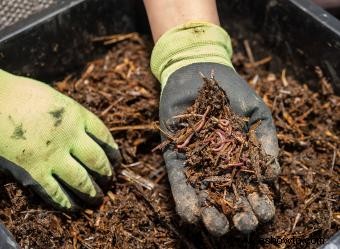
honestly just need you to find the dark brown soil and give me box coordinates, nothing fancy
[0,33,338,249]
[168,76,273,216]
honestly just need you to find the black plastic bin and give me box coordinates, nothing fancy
[0,0,339,248]
[0,0,340,93]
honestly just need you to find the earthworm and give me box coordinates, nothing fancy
[212,139,233,153]
[195,106,211,132]
[216,130,226,143]
[177,106,211,148]
[208,130,223,148]
[218,123,232,135]
[221,155,229,162]
[177,133,194,148]
[203,134,214,144]
[212,142,225,152]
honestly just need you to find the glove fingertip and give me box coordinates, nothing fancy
[202,206,229,237]
[175,191,200,224]
[86,132,122,169]
[163,151,200,224]
[107,148,122,169]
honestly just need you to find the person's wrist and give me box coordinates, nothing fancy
[150,21,234,88]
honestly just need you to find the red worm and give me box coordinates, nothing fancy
[212,142,225,152]
[195,106,211,132]
[204,135,215,144]
[177,133,194,148]
[218,125,232,135]
[216,129,227,142]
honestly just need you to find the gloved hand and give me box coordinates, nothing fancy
[0,222,19,249]
[151,22,280,236]
[0,70,121,210]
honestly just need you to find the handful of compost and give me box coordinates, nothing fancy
[168,75,276,230]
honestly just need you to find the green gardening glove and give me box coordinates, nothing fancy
[0,70,121,210]
[151,22,280,236]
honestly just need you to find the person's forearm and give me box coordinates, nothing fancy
[143,0,220,41]
[313,0,340,8]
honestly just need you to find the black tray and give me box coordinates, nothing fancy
[0,0,339,247]
[0,0,339,93]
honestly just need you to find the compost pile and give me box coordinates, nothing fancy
[168,76,273,216]
[0,33,339,249]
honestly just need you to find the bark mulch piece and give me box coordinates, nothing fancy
[0,33,338,249]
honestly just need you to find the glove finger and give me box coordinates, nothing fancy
[53,155,103,206]
[232,197,259,233]
[202,206,229,237]
[163,149,200,224]
[34,174,79,211]
[253,122,281,179]
[0,156,77,211]
[71,132,114,185]
[84,110,121,168]
[247,192,275,222]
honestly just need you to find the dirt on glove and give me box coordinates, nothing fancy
[0,33,338,249]
[166,76,274,216]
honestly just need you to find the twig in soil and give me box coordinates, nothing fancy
[250,74,260,86]
[121,162,142,168]
[221,162,244,169]
[151,140,171,152]
[100,97,124,117]
[243,40,255,66]
[77,236,94,249]
[240,169,255,174]
[100,102,116,117]
[292,213,301,232]
[109,123,157,131]
[92,32,143,45]
[304,193,320,208]
[281,69,289,87]
[245,56,272,68]
[19,209,62,214]
[120,169,156,190]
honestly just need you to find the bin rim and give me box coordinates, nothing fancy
[0,0,86,43]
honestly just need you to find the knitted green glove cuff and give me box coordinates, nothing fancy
[150,21,234,88]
